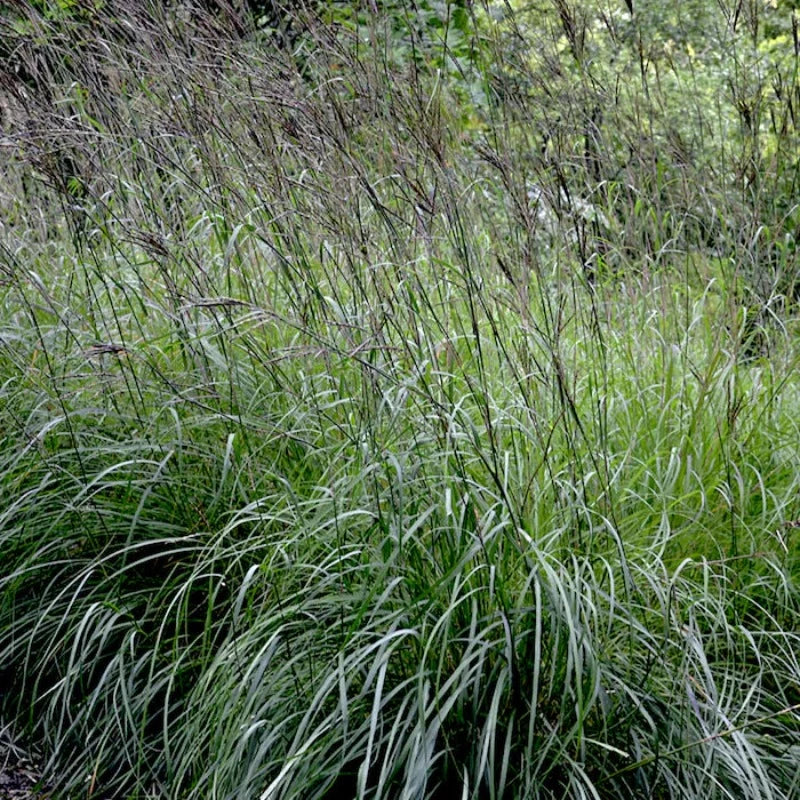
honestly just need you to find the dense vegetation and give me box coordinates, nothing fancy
[1,1,798,797]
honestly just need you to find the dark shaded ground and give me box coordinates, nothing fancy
[0,727,46,800]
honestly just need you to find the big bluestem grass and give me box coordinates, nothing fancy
[0,3,798,798]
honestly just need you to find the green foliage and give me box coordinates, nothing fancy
[472,0,800,297]
[25,0,105,22]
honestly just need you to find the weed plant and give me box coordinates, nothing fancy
[0,2,798,798]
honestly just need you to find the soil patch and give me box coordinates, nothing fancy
[0,728,47,800]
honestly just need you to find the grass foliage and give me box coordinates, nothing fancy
[0,2,799,798]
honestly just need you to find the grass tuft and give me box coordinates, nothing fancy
[1,2,798,798]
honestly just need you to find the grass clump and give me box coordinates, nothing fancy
[0,1,798,798]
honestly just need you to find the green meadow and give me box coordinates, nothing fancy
[0,2,798,797]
